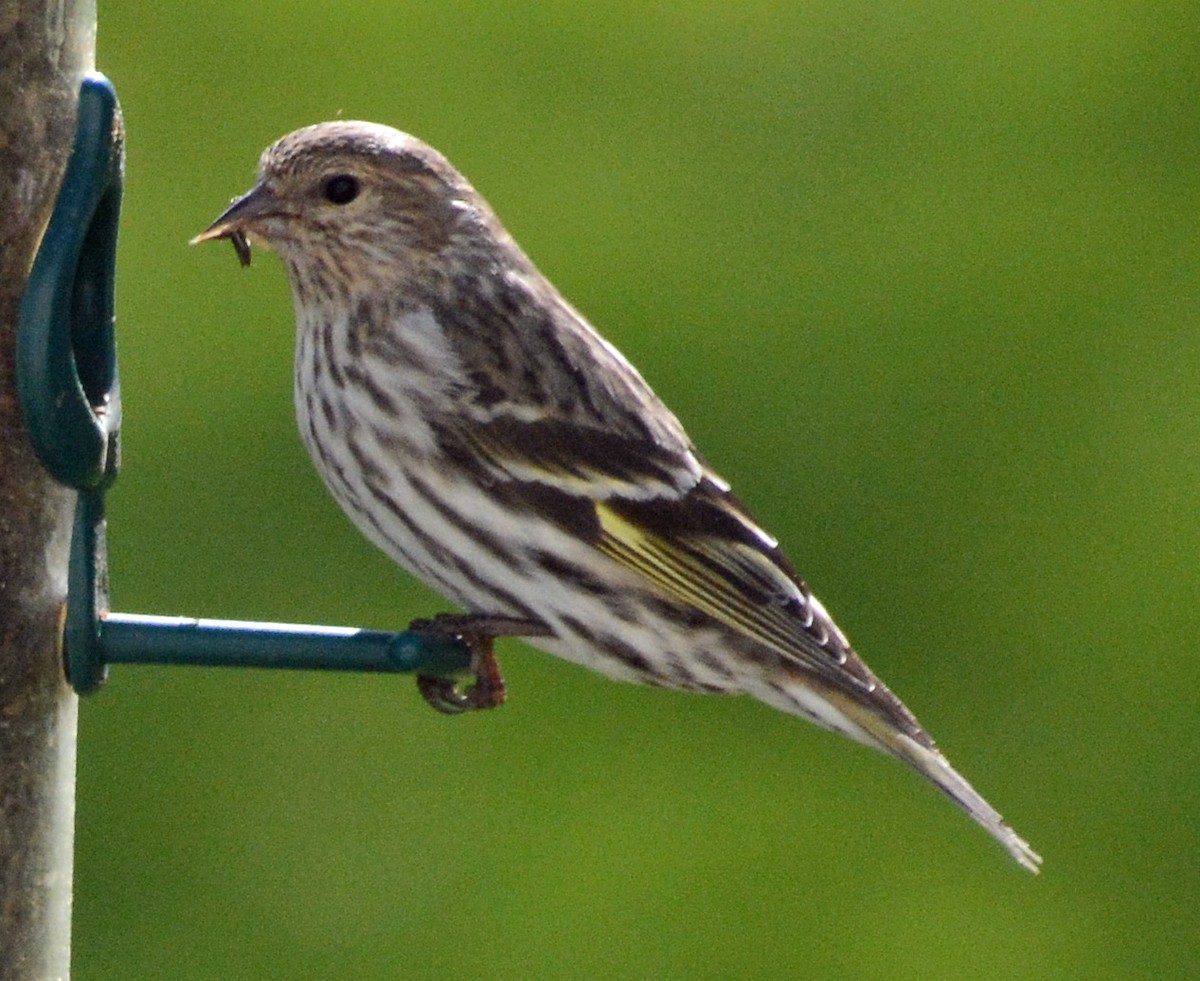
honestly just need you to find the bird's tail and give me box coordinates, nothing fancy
[884,727,1042,873]
[752,677,1042,873]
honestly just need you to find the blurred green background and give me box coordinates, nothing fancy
[73,1,1198,978]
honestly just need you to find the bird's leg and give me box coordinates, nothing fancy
[410,613,551,714]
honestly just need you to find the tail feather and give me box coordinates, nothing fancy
[752,676,1042,873]
[889,730,1042,873]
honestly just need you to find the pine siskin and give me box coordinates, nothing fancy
[194,122,1041,873]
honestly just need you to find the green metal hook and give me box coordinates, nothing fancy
[16,73,472,696]
[17,73,122,491]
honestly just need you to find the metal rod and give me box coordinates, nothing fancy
[100,613,471,676]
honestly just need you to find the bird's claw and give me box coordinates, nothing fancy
[409,613,546,714]
[415,670,504,714]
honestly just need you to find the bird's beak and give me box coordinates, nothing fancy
[191,183,277,267]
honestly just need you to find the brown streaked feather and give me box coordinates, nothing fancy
[438,397,926,738]
[453,414,701,500]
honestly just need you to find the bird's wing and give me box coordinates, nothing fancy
[591,476,877,693]
[455,412,703,500]
[438,273,877,693]
[447,407,875,694]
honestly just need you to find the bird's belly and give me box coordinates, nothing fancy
[294,392,748,692]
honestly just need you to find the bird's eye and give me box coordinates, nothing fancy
[322,174,361,205]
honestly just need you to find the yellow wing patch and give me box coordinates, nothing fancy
[593,502,859,683]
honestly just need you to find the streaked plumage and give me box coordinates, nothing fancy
[195,121,1040,872]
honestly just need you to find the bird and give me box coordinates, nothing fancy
[193,121,1041,873]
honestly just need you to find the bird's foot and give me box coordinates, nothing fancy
[410,613,549,714]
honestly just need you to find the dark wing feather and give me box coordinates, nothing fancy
[456,413,702,500]
[444,402,874,691]
[593,477,877,691]
[436,267,876,691]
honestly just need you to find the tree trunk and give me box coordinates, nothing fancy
[0,3,97,978]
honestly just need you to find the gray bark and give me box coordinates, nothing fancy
[0,3,97,978]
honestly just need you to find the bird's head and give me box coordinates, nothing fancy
[193,121,501,298]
